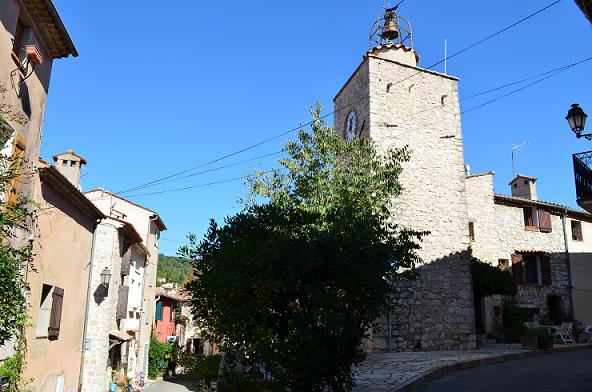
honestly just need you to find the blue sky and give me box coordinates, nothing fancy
[44,0,591,255]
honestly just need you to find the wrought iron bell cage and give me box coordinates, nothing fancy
[369,8,414,49]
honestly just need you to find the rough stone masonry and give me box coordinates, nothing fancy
[334,45,476,351]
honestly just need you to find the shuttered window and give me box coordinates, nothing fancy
[511,254,524,284]
[48,287,64,340]
[538,210,552,233]
[155,300,163,321]
[121,245,132,276]
[540,255,552,286]
[116,286,130,320]
[468,222,475,242]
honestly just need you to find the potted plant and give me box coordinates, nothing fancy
[522,328,554,350]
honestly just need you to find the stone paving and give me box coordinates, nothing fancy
[352,345,530,391]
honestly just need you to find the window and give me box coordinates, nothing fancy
[11,17,25,62]
[36,284,64,339]
[155,300,163,321]
[61,160,68,167]
[468,222,475,242]
[572,220,583,241]
[498,259,509,271]
[511,254,552,286]
[538,210,552,233]
[6,135,26,206]
[523,208,535,230]
[70,160,77,167]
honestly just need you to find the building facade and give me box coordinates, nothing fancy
[467,172,592,331]
[84,189,166,378]
[334,12,476,351]
[24,160,103,392]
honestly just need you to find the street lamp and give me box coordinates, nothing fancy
[566,103,589,139]
[100,267,111,287]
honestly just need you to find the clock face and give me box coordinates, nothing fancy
[346,111,357,141]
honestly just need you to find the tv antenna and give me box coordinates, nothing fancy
[511,142,528,177]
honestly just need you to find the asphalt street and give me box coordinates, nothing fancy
[420,349,592,392]
[144,377,200,392]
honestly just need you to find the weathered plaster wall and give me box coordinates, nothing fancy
[567,219,592,326]
[24,180,94,392]
[335,53,476,351]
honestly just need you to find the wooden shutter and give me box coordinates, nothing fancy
[6,135,25,206]
[511,254,524,284]
[121,246,132,276]
[538,210,552,233]
[116,285,129,320]
[155,300,163,321]
[48,287,64,339]
[540,255,552,286]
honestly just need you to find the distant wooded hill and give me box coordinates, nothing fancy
[157,254,192,286]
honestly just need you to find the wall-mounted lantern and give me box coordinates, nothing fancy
[100,267,111,287]
[566,103,589,139]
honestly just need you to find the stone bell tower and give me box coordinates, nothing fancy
[334,7,476,351]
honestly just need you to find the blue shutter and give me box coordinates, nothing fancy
[155,300,163,321]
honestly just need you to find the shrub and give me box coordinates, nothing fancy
[502,297,526,343]
[148,337,172,379]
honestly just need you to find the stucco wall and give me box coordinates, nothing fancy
[567,219,592,326]
[24,179,94,392]
[334,52,476,351]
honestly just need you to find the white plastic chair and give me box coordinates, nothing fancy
[556,322,575,344]
[584,325,592,344]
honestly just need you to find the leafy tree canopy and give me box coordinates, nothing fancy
[470,255,517,299]
[181,104,424,391]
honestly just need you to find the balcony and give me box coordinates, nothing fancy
[573,150,592,212]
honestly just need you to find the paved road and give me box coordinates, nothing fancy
[420,349,592,392]
[144,377,200,392]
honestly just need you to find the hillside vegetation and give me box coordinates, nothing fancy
[157,254,191,286]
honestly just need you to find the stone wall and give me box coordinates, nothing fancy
[80,220,123,392]
[465,173,499,264]
[335,52,476,351]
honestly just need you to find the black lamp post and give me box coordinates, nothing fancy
[566,103,589,139]
[100,267,111,287]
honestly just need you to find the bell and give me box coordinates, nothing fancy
[381,18,399,41]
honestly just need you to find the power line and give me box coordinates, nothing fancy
[118,150,284,195]
[113,1,561,197]
[120,60,588,200]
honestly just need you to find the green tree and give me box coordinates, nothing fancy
[0,95,35,390]
[182,104,424,391]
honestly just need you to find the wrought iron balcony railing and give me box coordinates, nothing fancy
[573,150,592,204]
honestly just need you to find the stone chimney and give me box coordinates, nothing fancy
[509,175,537,200]
[52,150,87,189]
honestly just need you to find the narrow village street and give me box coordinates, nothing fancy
[419,350,592,392]
[144,377,199,392]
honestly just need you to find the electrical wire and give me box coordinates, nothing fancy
[113,1,561,197]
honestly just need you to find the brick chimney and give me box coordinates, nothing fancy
[52,150,87,189]
[509,175,537,200]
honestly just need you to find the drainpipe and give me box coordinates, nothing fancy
[78,218,101,389]
[561,209,575,321]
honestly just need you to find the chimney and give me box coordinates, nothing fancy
[509,175,537,200]
[52,150,87,189]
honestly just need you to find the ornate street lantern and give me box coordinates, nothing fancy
[566,103,589,139]
[100,267,111,287]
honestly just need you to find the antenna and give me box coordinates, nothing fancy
[511,142,528,177]
[444,39,448,74]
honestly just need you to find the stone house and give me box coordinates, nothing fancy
[24,158,103,392]
[0,0,76,364]
[84,189,166,378]
[467,172,592,332]
[333,8,592,351]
